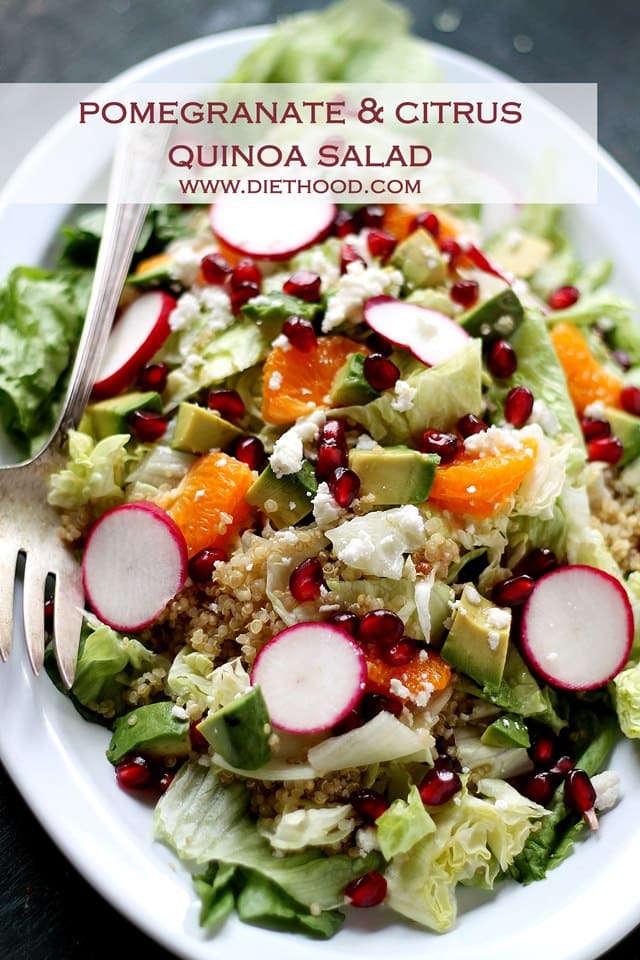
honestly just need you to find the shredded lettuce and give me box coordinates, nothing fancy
[325,505,426,579]
[307,711,432,773]
[454,727,533,780]
[376,784,435,859]
[166,649,250,715]
[260,805,355,852]
[612,663,640,738]
[47,430,129,510]
[124,443,194,500]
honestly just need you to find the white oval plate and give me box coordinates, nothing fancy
[1,26,639,960]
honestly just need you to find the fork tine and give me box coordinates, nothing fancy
[22,552,48,675]
[0,549,18,662]
[52,560,84,689]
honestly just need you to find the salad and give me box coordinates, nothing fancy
[2,0,640,943]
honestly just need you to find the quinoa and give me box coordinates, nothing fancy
[591,470,640,572]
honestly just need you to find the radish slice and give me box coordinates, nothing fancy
[92,291,176,399]
[82,502,188,632]
[521,565,633,691]
[250,622,366,733]
[364,295,470,367]
[209,197,336,261]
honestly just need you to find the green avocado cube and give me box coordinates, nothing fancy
[106,701,190,765]
[459,288,524,341]
[390,228,446,290]
[330,352,379,406]
[87,391,163,439]
[171,401,244,454]
[197,685,272,770]
[602,406,640,465]
[481,713,531,748]
[245,462,317,528]
[441,584,511,688]
[348,446,438,505]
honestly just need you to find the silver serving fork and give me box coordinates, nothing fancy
[0,127,165,688]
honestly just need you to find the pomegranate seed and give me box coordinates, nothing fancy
[327,610,360,637]
[116,756,152,791]
[329,467,360,508]
[229,258,261,290]
[128,410,167,443]
[350,788,389,822]
[283,270,322,302]
[564,768,596,814]
[207,388,245,422]
[357,205,384,229]
[621,385,640,416]
[487,339,518,379]
[417,429,460,464]
[333,208,356,237]
[450,279,479,308]
[439,237,462,271]
[340,243,366,274]
[529,732,557,768]
[505,385,534,427]
[513,547,557,580]
[580,417,611,441]
[381,638,417,667]
[282,315,317,352]
[550,755,575,777]
[345,870,387,908]
[232,436,265,472]
[158,771,175,794]
[316,442,348,481]
[464,244,508,282]
[188,547,227,583]
[332,708,363,735]
[418,767,462,805]
[289,557,325,602]
[612,349,632,371]
[367,229,397,262]
[587,435,624,464]
[44,597,54,633]
[456,413,488,437]
[434,753,462,773]
[492,575,535,607]
[189,722,209,752]
[230,280,260,313]
[367,332,393,356]
[522,771,556,806]
[363,353,400,391]
[413,210,440,238]
[320,419,347,447]
[358,609,404,648]
[138,362,169,393]
[200,252,232,285]
[360,690,403,720]
[548,285,580,310]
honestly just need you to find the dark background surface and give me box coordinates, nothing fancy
[0,1,638,958]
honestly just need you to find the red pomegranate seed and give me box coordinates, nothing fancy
[621,385,640,416]
[418,767,462,806]
[381,638,417,667]
[505,385,534,427]
[487,339,518,379]
[232,436,265,472]
[345,870,387,908]
[413,210,440,238]
[612,349,632,371]
[283,270,322,302]
[138,362,169,393]
[320,419,347,447]
[550,755,575,777]
[363,353,400,391]
[128,410,167,443]
[207,388,245,422]
[580,417,611,441]
[522,771,556,806]
[329,467,360,508]
[530,732,557,768]
[358,609,404,648]
[360,690,403,720]
[332,708,363,735]
[316,442,348,481]
[116,756,152,791]
[564,768,596,814]
[587,435,624,464]
[417,429,460,464]
[492,575,535,607]
[230,280,260,313]
[350,788,389,822]
[44,597,54,633]
[513,547,557,580]
[229,258,261,290]
[357,205,384,229]
[333,208,356,237]
[282,315,317,352]
[450,279,479,309]
[188,547,227,583]
[158,771,175,794]
[367,229,397,262]
[456,413,488,437]
[289,557,325,602]
[200,252,232,285]
[434,753,462,773]
[439,237,462,271]
[367,332,393,356]
[189,722,209,752]
[548,285,580,310]
[340,243,366,274]
[328,610,360,637]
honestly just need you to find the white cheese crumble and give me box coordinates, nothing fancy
[167,240,213,286]
[312,481,346,527]
[171,704,189,720]
[197,285,235,332]
[326,505,425,579]
[487,607,511,629]
[322,261,402,333]
[390,678,411,699]
[465,584,482,605]
[528,398,560,436]
[584,400,606,419]
[272,332,291,351]
[270,410,326,478]
[390,379,417,412]
[487,630,500,650]
[356,826,381,856]
[463,424,525,458]
[268,371,283,391]
[169,292,201,331]
[355,433,379,450]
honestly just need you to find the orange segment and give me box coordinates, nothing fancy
[381,204,461,242]
[549,322,622,416]
[163,452,253,557]
[262,336,369,425]
[428,438,538,519]
[367,649,451,700]
[134,252,172,276]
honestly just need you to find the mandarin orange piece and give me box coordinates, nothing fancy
[367,648,451,699]
[381,204,460,242]
[549,322,622,416]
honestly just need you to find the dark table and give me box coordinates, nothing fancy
[0,1,638,957]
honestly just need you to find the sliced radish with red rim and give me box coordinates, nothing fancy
[209,198,336,261]
[364,295,470,367]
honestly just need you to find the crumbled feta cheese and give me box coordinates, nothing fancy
[326,505,425,579]
[171,704,189,720]
[465,584,482,605]
[197,285,234,332]
[487,630,500,650]
[268,371,283,391]
[322,261,402,333]
[168,241,210,286]
[592,770,621,812]
[584,400,606,419]
[169,292,201,331]
[463,424,525,457]
[270,431,304,477]
[272,332,291,351]
[466,485,477,494]
[390,379,417,412]
[355,433,379,450]
[528,398,560,436]
[487,607,511,629]
[356,826,380,855]
[390,678,411,699]
[312,482,346,527]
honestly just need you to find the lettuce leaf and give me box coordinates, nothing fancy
[612,662,640,738]
[166,649,249,715]
[235,871,344,939]
[47,430,129,510]
[376,784,435,859]
[260,805,355,852]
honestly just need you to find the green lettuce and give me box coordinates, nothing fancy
[260,805,355,852]
[376,784,435,859]
[47,430,129,509]
[166,649,249,715]
[612,663,640,738]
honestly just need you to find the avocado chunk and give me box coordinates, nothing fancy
[87,391,163,439]
[241,291,322,339]
[106,701,190,765]
[348,446,438,505]
[127,262,174,288]
[602,406,640,465]
[171,401,244,454]
[330,352,378,406]
[486,231,552,279]
[459,288,524,341]
[441,584,511,687]
[197,685,272,770]
[390,228,446,290]
[481,713,531,748]
[246,461,317,528]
